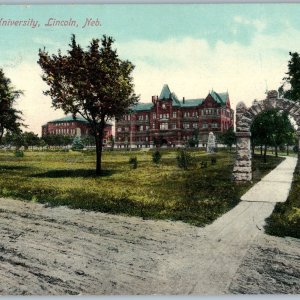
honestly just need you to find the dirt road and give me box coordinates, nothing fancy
[0,196,299,295]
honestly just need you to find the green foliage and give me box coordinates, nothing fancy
[211,157,217,165]
[279,52,300,101]
[265,160,300,238]
[0,68,24,144]
[220,127,236,151]
[38,34,139,175]
[251,109,295,160]
[14,150,24,157]
[72,136,84,150]
[128,156,137,169]
[176,149,193,170]
[152,150,162,164]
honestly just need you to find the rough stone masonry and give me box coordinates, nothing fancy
[233,90,300,182]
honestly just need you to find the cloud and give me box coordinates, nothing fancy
[233,16,266,31]
[5,62,63,135]
[117,27,300,111]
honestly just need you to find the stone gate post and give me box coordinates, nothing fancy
[298,131,300,158]
[232,132,252,182]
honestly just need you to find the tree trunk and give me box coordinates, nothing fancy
[263,145,267,163]
[260,145,263,156]
[275,145,278,157]
[287,144,289,156]
[95,127,104,176]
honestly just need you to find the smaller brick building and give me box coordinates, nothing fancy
[42,115,112,144]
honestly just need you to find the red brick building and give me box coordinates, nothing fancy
[115,84,234,148]
[42,115,112,144]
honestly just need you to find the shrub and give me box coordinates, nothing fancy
[72,136,84,151]
[211,157,217,165]
[176,149,192,170]
[152,150,162,164]
[200,161,208,168]
[129,156,138,169]
[14,150,24,157]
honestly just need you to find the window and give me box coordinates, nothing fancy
[145,115,149,121]
[152,123,156,129]
[202,123,208,129]
[160,123,168,130]
[153,113,156,119]
[139,125,143,131]
[162,103,166,109]
[172,123,177,129]
[159,114,163,119]
[173,111,177,118]
[125,127,129,132]
[117,127,121,132]
[138,115,143,121]
[145,137,149,141]
[183,123,190,129]
[146,125,150,130]
[212,123,218,128]
[193,123,198,129]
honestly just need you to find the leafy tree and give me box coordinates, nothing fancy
[279,52,300,102]
[38,35,138,175]
[23,131,40,150]
[251,109,295,162]
[72,136,84,150]
[0,68,24,143]
[220,127,236,152]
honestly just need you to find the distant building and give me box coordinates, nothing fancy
[115,84,234,148]
[42,115,112,144]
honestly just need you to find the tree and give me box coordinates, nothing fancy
[220,127,236,152]
[23,131,40,150]
[279,52,300,102]
[38,35,138,175]
[0,68,23,143]
[251,109,295,162]
[72,136,84,150]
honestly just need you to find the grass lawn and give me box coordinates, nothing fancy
[265,158,300,239]
[0,149,283,226]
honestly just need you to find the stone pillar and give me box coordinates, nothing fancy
[232,132,252,182]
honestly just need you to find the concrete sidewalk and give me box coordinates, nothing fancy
[241,156,298,203]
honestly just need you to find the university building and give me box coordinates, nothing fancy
[42,115,112,144]
[115,84,234,148]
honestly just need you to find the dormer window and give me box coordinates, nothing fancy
[162,103,166,109]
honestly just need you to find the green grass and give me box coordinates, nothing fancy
[265,158,300,238]
[0,149,283,226]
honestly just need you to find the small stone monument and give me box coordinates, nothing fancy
[207,132,216,153]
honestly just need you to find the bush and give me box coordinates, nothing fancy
[176,149,192,170]
[72,136,84,151]
[129,156,138,169]
[200,161,208,168]
[211,157,217,165]
[152,150,162,164]
[14,150,24,157]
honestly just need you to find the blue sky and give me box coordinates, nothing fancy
[1,4,300,134]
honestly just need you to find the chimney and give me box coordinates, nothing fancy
[183,97,185,104]
[152,96,157,103]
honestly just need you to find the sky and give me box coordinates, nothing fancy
[1,4,300,135]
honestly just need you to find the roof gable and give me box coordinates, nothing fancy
[209,91,228,106]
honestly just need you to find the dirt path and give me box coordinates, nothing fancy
[0,196,299,295]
